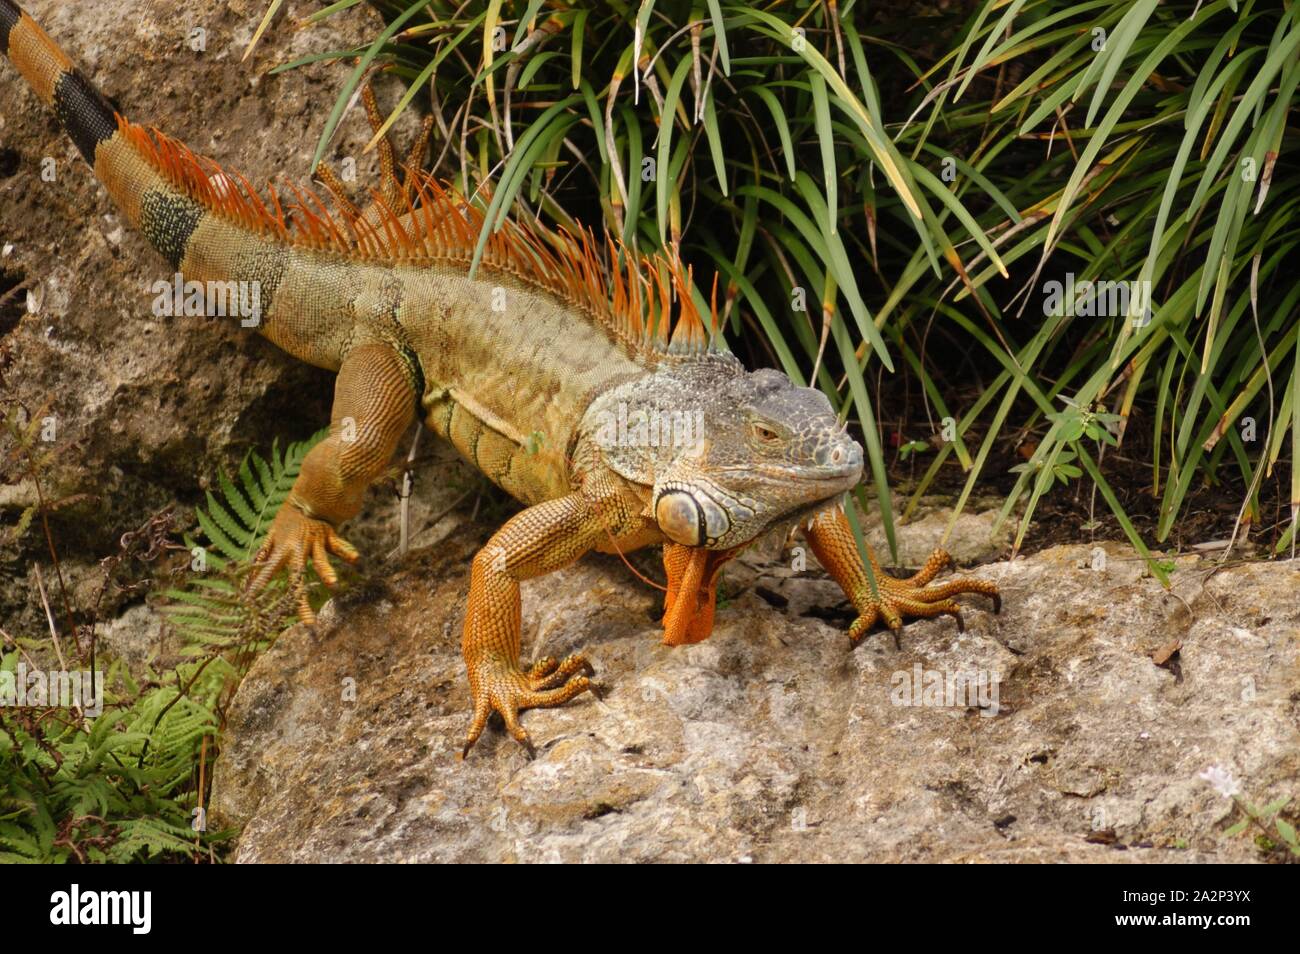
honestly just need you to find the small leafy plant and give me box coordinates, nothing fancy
[1224,795,1300,861]
[0,424,326,863]
[161,430,329,653]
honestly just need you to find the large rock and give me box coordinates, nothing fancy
[211,539,1300,863]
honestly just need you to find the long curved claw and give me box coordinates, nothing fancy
[804,507,1000,650]
[848,579,995,648]
[461,656,596,759]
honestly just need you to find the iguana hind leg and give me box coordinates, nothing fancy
[804,506,1000,645]
[249,342,417,620]
[461,473,638,758]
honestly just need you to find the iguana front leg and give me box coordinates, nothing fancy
[804,506,1000,645]
[249,342,417,620]
[461,473,639,758]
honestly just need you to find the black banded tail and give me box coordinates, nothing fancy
[1,0,220,287]
[0,0,17,54]
[1,0,120,164]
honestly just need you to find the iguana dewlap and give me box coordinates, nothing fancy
[2,1,1000,756]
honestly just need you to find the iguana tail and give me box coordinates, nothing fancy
[1,0,254,275]
[1,1,120,170]
[0,0,358,367]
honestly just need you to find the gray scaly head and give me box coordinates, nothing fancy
[582,355,864,549]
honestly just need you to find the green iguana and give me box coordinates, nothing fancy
[1,0,1000,756]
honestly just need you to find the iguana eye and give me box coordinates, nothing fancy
[751,423,781,444]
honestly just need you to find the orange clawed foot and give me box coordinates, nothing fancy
[461,653,598,759]
[847,547,1001,647]
[247,501,359,623]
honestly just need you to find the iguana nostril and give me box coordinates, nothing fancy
[817,443,858,469]
[817,441,863,478]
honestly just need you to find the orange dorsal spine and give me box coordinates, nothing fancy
[120,117,720,361]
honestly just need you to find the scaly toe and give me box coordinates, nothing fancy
[526,656,559,681]
[462,658,597,757]
[529,653,593,691]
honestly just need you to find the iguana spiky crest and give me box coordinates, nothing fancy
[119,119,718,360]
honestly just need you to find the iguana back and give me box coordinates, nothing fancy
[0,0,715,503]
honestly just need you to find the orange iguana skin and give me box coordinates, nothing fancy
[2,0,999,756]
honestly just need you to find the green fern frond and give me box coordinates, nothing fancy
[159,427,328,649]
[197,493,251,561]
[107,817,200,863]
[238,454,268,511]
[193,430,324,562]
[218,469,259,529]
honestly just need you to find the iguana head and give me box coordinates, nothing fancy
[648,366,864,550]
[582,356,864,645]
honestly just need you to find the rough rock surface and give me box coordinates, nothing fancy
[211,538,1300,863]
